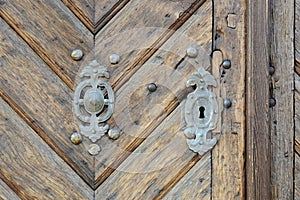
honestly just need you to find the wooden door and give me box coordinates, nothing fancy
[0,0,295,199]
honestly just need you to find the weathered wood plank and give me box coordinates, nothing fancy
[0,0,93,89]
[296,153,300,200]
[94,0,205,91]
[61,0,94,31]
[0,19,94,187]
[296,0,300,76]
[94,0,212,185]
[94,0,131,33]
[270,0,294,199]
[0,98,93,199]
[95,103,200,199]
[296,73,300,143]
[212,0,246,199]
[0,179,20,200]
[162,153,211,200]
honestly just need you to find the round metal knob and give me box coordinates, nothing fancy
[84,89,105,113]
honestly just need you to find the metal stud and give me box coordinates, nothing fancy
[109,54,121,64]
[108,128,120,140]
[71,49,84,61]
[269,66,275,75]
[88,144,101,156]
[269,98,276,107]
[148,83,157,92]
[186,46,198,58]
[222,59,231,69]
[70,132,82,145]
[223,99,232,108]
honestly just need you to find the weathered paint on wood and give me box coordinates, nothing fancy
[270,0,294,199]
[94,0,212,185]
[162,153,211,200]
[0,0,93,89]
[0,19,94,187]
[212,0,246,199]
[0,179,20,200]
[0,98,94,199]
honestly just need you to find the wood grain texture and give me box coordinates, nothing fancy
[94,0,205,91]
[246,0,271,199]
[61,0,94,31]
[94,0,131,34]
[270,0,294,199]
[94,0,212,186]
[0,179,20,200]
[296,0,300,76]
[95,103,200,199]
[0,0,93,89]
[162,153,211,200]
[212,0,246,199]
[0,98,93,199]
[0,19,94,187]
[296,74,300,143]
[296,153,300,200]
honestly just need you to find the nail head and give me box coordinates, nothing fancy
[70,132,82,145]
[108,128,120,140]
[88,144,101,156]
[269,66,275,75]
[222,59,231,69]
[71,49,84,61]
[223,99,232,108]
[148,83,157,92]
[186,46,198,58]
[269,98,276,107]
[109,54,121,64]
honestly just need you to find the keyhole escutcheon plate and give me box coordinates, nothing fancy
[184,67,218,155]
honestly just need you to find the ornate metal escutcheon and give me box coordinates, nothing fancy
[184,67,218,155]
[73,60,115,143]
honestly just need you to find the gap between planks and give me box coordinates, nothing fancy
[0,90,94,189]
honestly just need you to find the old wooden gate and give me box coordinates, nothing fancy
[0,0,296,199]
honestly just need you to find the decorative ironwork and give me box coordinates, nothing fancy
[184,67,219,155]
[73,60,115,142]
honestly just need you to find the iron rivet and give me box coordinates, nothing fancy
[223,99,232,108]
[148,83,157,92]
[88,144,101,156]
[108,128,120,140]
[186,46,198,58]
[269,66,275,75]
[70,132,82,145]
[222,59,231,69]
[109,54,121,64]
[71,49,84,61]
[269,98,276,107]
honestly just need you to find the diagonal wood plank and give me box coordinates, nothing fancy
[61,0,94,31]
[296,73,300,143]
[162,153,211,200]
[0,179,20,200]
[95,103,202,199]
[0,0,93,89]
[0,19,95,187]
[0,98,94,199]
[93,0,212,186]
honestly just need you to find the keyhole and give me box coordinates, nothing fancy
[199,106,205,119]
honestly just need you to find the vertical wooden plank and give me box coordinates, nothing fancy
[246,0,271,199]
[270,0,294,199]
[212,0,246,199]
